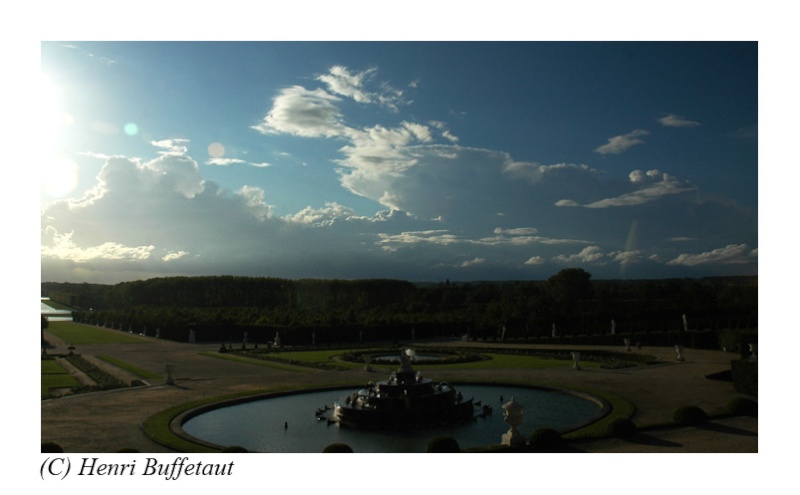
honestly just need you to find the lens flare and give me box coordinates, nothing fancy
[208,142,225,158]
[124,122,139,136]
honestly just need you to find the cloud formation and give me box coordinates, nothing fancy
[41,64,757,283]
[594,130,649,155]
[667,244,757,266]
[658,114,700,128]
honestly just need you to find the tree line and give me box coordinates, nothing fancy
[42,270,757,347]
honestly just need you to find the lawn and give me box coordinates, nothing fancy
[96,355,162,380]
[41,359,79,397]
[266,349,597,371]
[46,321,153,345]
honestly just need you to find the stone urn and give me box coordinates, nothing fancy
[501,397,526,446]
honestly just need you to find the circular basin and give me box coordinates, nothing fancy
[179,384,606,453]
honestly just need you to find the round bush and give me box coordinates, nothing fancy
[41,442,63,453]
[528,428,563,451]
[322,443,354,453]
[221,445,249,453]
[727,397,757,417]
[606,418,637,438]
[673,405,708,425]
[426,436,461,453]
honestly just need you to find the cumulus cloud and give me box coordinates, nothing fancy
[459,257,487,268]
[42,228,155,262]
[524,256,546,265]
[377,230,462,252]
[151,138,190,155]
[667,244,756,266]
[252,86,346,138]
[553,245,607,264]
[557,169,694,208]
[163,251,190,262]
[658,114,700,128]
[316,65,406,111]
[285,202,362,226]
[41,64,757,283]
[594,130,649,155]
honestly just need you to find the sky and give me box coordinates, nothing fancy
[39,41,758,284]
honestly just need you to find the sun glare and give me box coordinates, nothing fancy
[40,74,79,199]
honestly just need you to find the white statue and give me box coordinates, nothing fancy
[501,397,526,446]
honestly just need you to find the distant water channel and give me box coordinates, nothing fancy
[182,385,603,453]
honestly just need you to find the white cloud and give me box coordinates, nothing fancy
[524,256,546,265]
[552,245,606,264]
[206,158,271,168]
[318,66,378,104]
[594,130,649,155]
[558,169,694,208]
[285,202,361,226]
[658,114,700,128]
[377,230,461,251]
[667,244,756,266]
[317,65,406,111]
[151,138,190,155]
[163,251,190,262]
[251,86,346,138]
[459,257,486,268]
[611,250,644,265]
[494,227,538,236]
[42,228,154,262]
[205,158,247,166]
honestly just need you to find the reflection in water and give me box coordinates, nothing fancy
[182,385,601,453]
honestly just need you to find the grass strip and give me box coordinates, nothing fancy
[199,352,316,372]
[41,359,80,397]
[46,321,152,345]
[96,355,161,380]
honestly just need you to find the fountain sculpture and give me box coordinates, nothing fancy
[326,349,476,429]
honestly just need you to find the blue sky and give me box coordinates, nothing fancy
[39,41,758,283]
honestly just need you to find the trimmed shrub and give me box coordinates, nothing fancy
[323,443,354,453]
[426,436,461,453]
[606,418,637,438]
[221,445,249,453]
[673,405,707,426]
[42,442,63,453]
[727,397,758,417]
[528,428,563,451]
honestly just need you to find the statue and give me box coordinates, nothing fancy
[571,351,581,370]
[501,397,526,446]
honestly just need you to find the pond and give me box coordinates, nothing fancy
[181,384,604,453]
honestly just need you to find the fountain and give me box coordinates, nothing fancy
[326,349,476,429]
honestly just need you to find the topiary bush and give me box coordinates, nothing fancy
[673,405,707,425]
[426,436,461,453]
[606,418,637,438]
[528,428,563,451]
[727,397,757,417]
[323,443,354,453]
[42,442,63,453]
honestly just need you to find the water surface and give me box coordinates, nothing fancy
[182,384,602,453]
